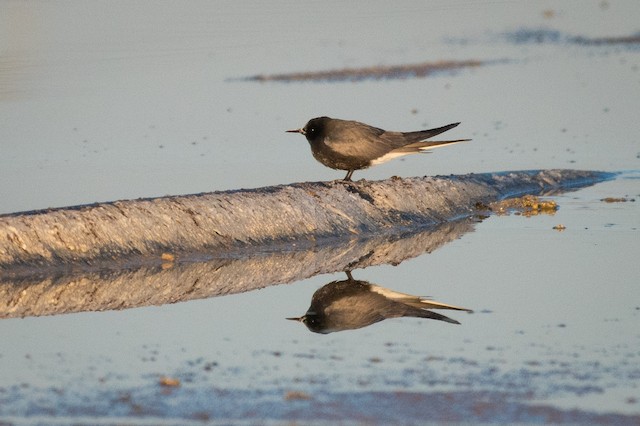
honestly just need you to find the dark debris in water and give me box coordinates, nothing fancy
[444,28,640,50]
[571,33,640,46]
[601,197,635,203]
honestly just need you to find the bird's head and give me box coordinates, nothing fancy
[286,116,330,143]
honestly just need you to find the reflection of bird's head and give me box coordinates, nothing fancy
[286,311,328,333]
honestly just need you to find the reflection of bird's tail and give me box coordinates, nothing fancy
[370,285,473,313]
[413,298,473,312]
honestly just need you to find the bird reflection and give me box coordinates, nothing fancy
[287,272,472,334]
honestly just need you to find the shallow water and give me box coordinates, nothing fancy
[1,1,639,423]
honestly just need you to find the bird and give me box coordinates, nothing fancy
[287,272,472,334]
[287,116,469,181]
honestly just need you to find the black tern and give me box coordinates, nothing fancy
[287,116,469,181]
[287,273,472,334]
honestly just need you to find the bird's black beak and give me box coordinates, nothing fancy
[286,128,305,135]
[286,316,303,322]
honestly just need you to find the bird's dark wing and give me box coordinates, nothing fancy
[322,119,465,164]
[322,120,396,161]
[399,122,461,144]
[374,122,463,150]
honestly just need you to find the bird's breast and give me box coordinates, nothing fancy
[309,139,371,171]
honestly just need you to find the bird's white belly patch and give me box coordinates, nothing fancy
[369,151,418,166]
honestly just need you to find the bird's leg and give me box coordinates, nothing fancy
[345,270,354,281]
[343,170,354,181]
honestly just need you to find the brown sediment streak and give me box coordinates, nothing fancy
[245,59,487,82]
